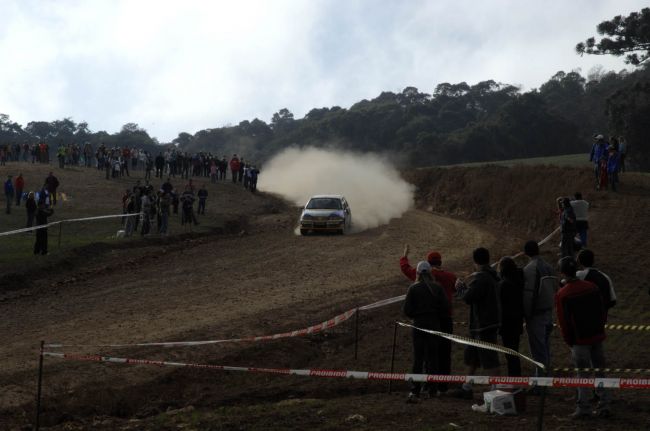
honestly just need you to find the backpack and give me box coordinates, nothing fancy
[532,269,559,313]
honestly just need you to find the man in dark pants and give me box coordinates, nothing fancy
[34,199,54,255]
[403,261,449,402]
[197,184,208,215]
[576,249,616,322]
[4,175,14,214]
[452,247,501,399]
[400,245,457,393]
[44,172,59,206]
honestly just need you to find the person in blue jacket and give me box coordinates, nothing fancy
[606,146,620,192]
[4,174,14,214]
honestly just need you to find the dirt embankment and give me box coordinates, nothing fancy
[405,165,594,234]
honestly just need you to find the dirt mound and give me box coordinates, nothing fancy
[405,165,594,234]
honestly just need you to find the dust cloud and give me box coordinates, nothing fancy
[259,147,414,232]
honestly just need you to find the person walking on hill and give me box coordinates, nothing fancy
[14,173,24,206]
[403,261,449,402]
[607,146,620,192]
[576,249,616,322]
[229,155,240,184]
[570,193,589,247]
[4,174,14,214]
[555,256,611,419]
[33,198,54,255]
[522,240,556,379]
[452,247,501,399]
[181,186,198,226]
[45,172,60,206]
[401,245,457,392]
[590,135,608,191]
[497,256,525,377]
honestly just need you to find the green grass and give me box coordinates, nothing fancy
[441,153,591,168]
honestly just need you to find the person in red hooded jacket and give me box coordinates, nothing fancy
[229,154,240,184]
[14,173,24,206]
[400,244,457,393]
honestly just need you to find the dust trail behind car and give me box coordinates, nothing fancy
[259,147,414,233]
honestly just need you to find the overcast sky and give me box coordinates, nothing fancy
[0,0,647,142]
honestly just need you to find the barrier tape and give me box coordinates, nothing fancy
[538,227,560,246]
[554,367,650,374]
[44,308,358,349]
[398,322,546,370]
[0,212,140,237]
[41,352,650,389]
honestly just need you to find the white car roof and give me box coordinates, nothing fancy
[309,195,345,199]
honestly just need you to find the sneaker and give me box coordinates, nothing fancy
[569,410,591,420]
[449,388,473,400]
[406,392,420,404]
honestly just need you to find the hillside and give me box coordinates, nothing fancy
[1,162,649,430]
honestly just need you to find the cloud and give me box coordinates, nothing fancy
[0,0,647,141]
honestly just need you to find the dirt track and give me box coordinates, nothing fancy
[3,165,650,430]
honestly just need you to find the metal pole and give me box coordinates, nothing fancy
[58,222,62,248]
[354,307,360,360]
[536,370,548,431]
[388,321,398,393]
[35,340,44,431]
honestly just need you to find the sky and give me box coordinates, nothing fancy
[0,0,647,142]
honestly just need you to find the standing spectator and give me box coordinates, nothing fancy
[570,192,589,247]
[219,156,227,180]
[618,136,627,173]
[403,261,449,402]
[210,161,218,184]
[229,154,240,183]
[26,192,37,228]
[452,247,501,399]
[158,192,171,234]
[140,190,152,236]
[497,256,525,377]
[123,193,136,237]
[14,173,24,206]
[249,165,260,192]
[4,174,14,214]
[560,197,577,257]
[589,135,608,191]
[181,186,199,226]
[44,172,60,206]
[155,152,165,178]
[555,256,611,419]
[33,198,54,255]
[161,177,173,195]
[145,154,153,180]
[576,249,617,322]
[522,240,556,378]
[238,158,245,183]
[400,245,457,393]
[606,146,620,192]
[197,184,208,215]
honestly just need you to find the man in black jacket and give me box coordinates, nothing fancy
[576,249,616,322]
[452,247,501,399]
[403,261,449,402]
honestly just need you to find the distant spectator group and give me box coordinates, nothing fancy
[590,134,626,192]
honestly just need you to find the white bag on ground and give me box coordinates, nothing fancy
[471,390,517,416]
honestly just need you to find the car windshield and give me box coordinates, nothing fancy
[306,198,342,210]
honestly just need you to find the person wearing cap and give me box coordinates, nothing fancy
[401,244,457,392]
[4,174,14,214]
[555,256,610,419]
[403,261,450,402]
[451,247,501,399]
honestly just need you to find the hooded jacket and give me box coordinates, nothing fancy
[462,265,501,334]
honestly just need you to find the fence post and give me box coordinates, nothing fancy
[354,307,360,360]
[388,321,398,393]
[536,370,548,431]
[35,340,44,431]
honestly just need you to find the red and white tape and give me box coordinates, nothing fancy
[0,212,140,237]
[45,308,358,349]
[42,352,650,389]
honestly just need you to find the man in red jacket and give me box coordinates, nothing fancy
[229,154,240,184]
[555,256,611,419]
[14,173,24,206]
[400,244,457,394]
